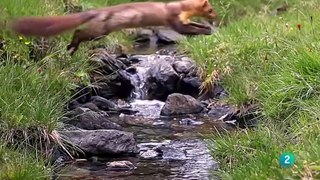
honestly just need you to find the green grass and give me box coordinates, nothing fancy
[210,0,292,26]
[3,0,320,179]
[180,0,320,179]
[0,144,51,180]
[0,0,134,179]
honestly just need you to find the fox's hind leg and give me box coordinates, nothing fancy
[67,21,110,56]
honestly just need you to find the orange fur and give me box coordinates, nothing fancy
[10,11,98,37]
[179,0,217,24]
[9,0,216,55]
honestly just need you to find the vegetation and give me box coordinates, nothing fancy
[0,144,51,180]
[180,0,320,179]
[2,0,320,179]
[0,0,131,179]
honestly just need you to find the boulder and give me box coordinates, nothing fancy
[177,76,202,98]
[172,59,195,74]
[61,129,139,155]
[90,96,117,111]
[64,107,122,130]
[161,93,204,116]
[145,61,179,100]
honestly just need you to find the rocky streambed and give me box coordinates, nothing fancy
[52,27,258,180]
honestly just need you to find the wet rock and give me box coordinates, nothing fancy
[138,141,170,159]
[139,149,160,159]
[61,129,139,155]
[155,28,186,44]
[178,76,202,98]
[209,103,260,128]
[124,28,153,43]
[90,96,117,111]
[67,99,81,110]
[50,145,73,165]
[106,161,136,171]
[145,61,179,100]
[80,102,101,112]
[63,108,122,130]
[92,71,134,99]
[125,27,185,45]
[128,55,150,63]
[127,56,141,65]
[172,59,195,74]
[70,85,92,104]
[91,48,127,74]
[208,103,235,120]
[179,118,204,126]
[197,83,228,101]
[126,66,137,74]
[89,49,134,99]
[233,104,260,128]
[161,93,204,116]
[119,114,155,126]
[117,56,132,67]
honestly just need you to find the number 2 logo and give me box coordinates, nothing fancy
[279,152,295,168]
[284,155,290,164]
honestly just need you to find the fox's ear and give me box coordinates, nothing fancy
[202,0,209,7]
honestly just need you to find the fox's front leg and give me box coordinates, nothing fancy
[188,21,211,29]
[178,11,192,25]
[168,17,212,35]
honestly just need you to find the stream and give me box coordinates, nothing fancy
[54,29,236,180]
[57,103,228,180]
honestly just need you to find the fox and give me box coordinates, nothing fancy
[9,0,217,55]
[179,0,216,24]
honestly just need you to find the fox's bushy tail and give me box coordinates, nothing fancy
[10,11,98,37]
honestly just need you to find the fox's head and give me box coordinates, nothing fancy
[195,0,217,20]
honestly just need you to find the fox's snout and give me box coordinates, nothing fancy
[208,13,217,20]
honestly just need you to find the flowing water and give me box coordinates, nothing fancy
[56,46,231,180]
[57,109,228,180]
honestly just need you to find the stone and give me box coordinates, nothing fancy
[145,61,179,100]
[197,84,228,101]
[106,161,136,171]
[90,96,117,111]
[161,93,204,116]
[80,102,101,112]
[61,129,139,155]
[64,108,122,130]
[177,76,202,98]
[139,149,160,159]
[156,28,186,44]
[208,104,235,120]
[67,99,81,110]
[172,60,195,74]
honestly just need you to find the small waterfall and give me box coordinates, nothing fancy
[128,66,149,99]
[126,54,169,118]
[127,54,157,100]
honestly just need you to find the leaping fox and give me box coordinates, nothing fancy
[9,0,217,55]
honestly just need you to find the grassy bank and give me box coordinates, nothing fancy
[180,0,320,179]
[0,0,132,179]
